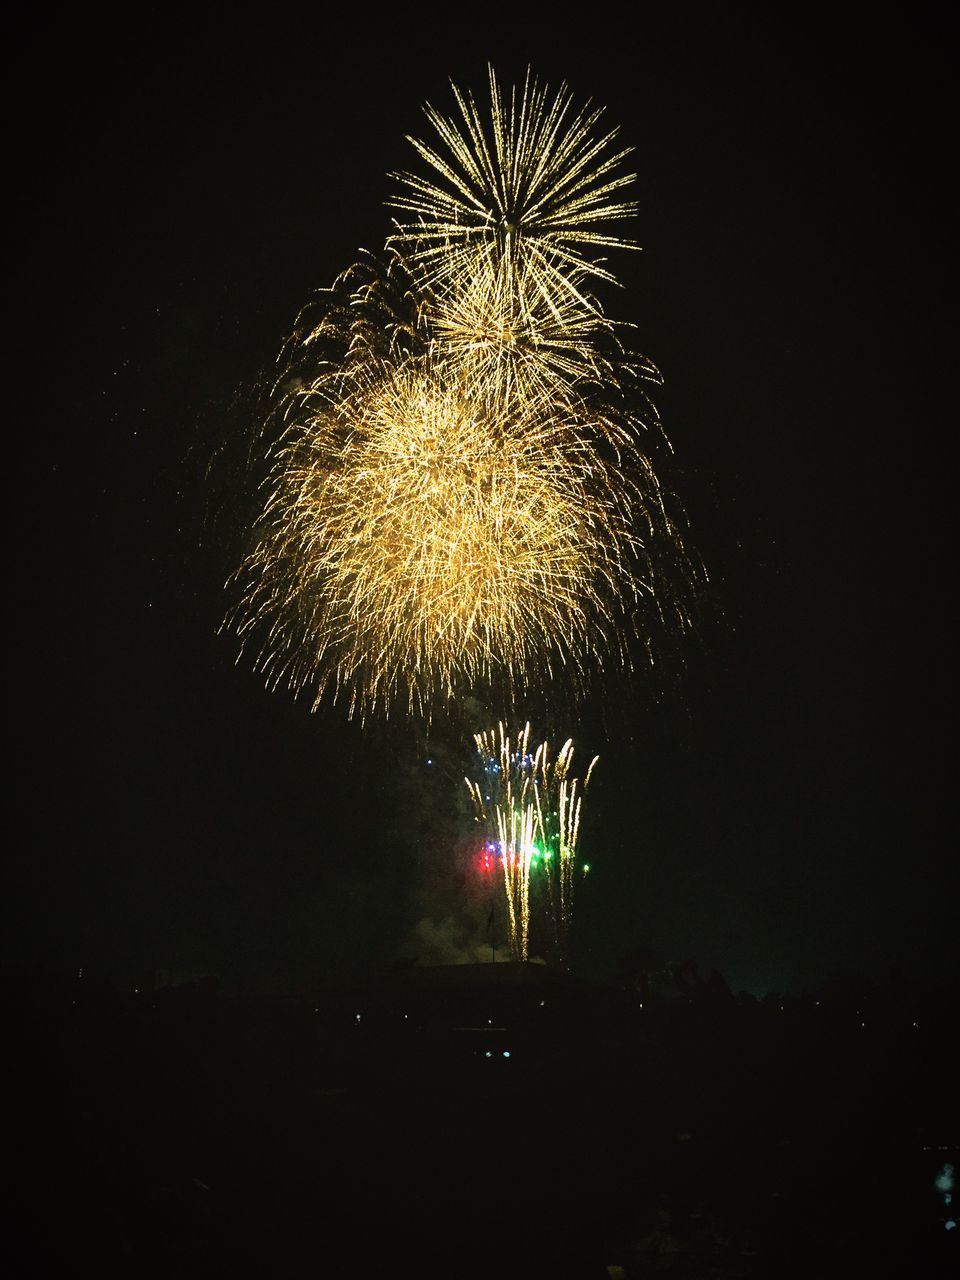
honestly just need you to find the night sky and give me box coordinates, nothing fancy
[9,9,955,997]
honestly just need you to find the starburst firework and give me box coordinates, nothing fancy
[390,68,640,402]
[391,67,637,304]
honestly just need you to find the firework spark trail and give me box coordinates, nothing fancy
[226,68,699,720]
[467,722,598,960]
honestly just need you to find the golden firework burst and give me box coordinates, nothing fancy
[390,66,637,302]
[225,70,698,720]
[229,358,646,718]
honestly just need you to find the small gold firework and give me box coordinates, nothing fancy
[390,68,640,404]
[390,66,637,304]
[424,249,614,403]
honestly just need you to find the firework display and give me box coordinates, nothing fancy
[231,361,648,715]
[466,722,598,961]
[227,68,694,720]
[225,70,700,957]
[390,68,637,316]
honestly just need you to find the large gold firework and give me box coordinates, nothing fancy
[226,70,696,719]
[229,357,644,717]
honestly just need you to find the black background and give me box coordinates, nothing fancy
[9,6,955,996]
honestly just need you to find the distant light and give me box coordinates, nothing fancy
[945,1193,953,1206]
[503,1051,511,1058]
[539,1000,545,1007]
[426,759,432,765]
[935,1165,955,1193]
[946,1220,956,1231]
[639,1002,643,1009]
[355,1013,362,1022]
[484,1051,492,1058]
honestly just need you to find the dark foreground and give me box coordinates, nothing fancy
[4,965,958,1278]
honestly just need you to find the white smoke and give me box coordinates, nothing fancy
[410,914,513,965]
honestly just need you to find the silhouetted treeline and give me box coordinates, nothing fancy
[3,964,957,1278]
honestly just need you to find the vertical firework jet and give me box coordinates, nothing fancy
[466,723,598,961]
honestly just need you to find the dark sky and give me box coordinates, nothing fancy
[9,8,955,995]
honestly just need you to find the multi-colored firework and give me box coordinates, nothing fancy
[226,69,697,720]
[466,722,598,961]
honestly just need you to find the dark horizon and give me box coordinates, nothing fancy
[9,8,956,1000]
